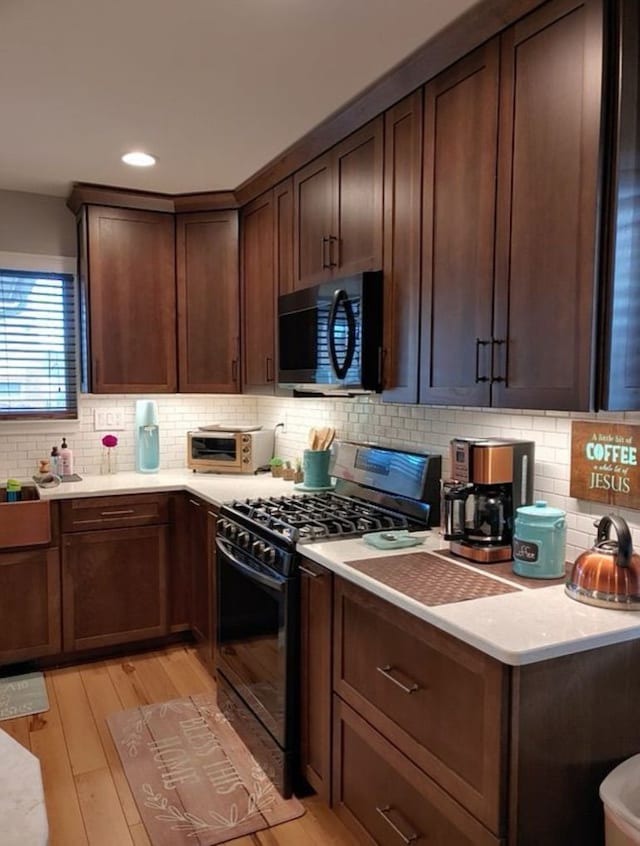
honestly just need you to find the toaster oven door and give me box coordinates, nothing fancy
[188,433,242,472]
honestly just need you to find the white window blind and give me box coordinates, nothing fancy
[0,268,78,419]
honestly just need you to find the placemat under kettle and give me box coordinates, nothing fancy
[347,552,521,606]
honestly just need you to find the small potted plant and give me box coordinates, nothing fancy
[294,457,304,484]
[282,460,296,481]
[269,456,284,477]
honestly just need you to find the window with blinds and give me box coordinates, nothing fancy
[0,269,78,419]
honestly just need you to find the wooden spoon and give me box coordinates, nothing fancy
[308,427,318,450]
[316,426,329,451]
[323,426,336,450]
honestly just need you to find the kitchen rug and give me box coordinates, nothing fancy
[0,671,49,721]
[107,693,304,846]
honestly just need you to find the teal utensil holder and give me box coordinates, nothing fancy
[303,449,331,488]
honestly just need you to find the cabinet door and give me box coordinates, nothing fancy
[274,177,294,297]
[420,40,499,406]
[62,526,168,652]
[300,558,333,802]
[241,192,276,393]
[492,0,602,410]
[293,152,334,289]
[189,496,213,670]
[168,493,191,633]
[207,506,218,670]
[382,91,423,404]
[0,547,61,665]
[176,211,240,392]
[87,206,177,393]
[334,117,383,277]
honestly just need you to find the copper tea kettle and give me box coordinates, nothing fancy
[566,514,640,610]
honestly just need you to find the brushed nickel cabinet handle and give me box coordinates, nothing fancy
[188,498,201,507]
[475,338,490,383]
[376,664,419,694]
[266,356,274,382]
[231,359,238,383]
[321,236,330,269]
[376,805,419,844]
[207,510,217,518]
[328,235,339,268]
[99,509,135,517]
[491,338,506,384]
[299,565,322,578]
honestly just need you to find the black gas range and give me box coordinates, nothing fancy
[214,441,441,797]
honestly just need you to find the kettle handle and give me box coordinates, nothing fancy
[596,514,633,568]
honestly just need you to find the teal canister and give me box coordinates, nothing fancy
[512,500,567,579]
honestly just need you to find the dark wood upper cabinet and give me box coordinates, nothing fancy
[293,118,383,290]
[382,91,423,404]
[176,211,240,393]
[274,177,294,297]
[85,206,177,393]
[492,0,603,410]
[240,178,293,394]
[418,0,603,411]
[420,40,499,407]
[241,192,276,393]
[598,0,640,410]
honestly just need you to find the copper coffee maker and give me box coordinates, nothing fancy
[443,438,535,563]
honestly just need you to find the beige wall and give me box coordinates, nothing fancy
[0,189,76,257]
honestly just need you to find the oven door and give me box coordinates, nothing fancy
[215,536,298,749]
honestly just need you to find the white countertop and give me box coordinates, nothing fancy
[37,470,640,667]
[300,532,640,667]
[37,468,297,507]
[0,729,48,846]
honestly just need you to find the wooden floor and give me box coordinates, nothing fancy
[3,646,360,846]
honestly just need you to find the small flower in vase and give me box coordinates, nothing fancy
[101,434,118,474]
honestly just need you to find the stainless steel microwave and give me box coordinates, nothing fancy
[187,430,274,474]
[278,270,383,395]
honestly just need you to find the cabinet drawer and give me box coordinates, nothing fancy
[333,697,502,846]
[334,578,506,834]
[61,493,169,532]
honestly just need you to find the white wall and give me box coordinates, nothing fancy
[0,190,76,257]
[1,390,639,563]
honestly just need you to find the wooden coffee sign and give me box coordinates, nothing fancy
[571,421,640,509]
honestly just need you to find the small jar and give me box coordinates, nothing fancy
[100,446,118,475]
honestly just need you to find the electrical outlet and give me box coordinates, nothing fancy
[94,408,125,431]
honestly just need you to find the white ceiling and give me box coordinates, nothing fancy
[0,0,480,198]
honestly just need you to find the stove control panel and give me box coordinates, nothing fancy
[217,517,286,574]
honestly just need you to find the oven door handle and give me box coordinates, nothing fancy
[215,537,286,591]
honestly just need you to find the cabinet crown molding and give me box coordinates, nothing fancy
[67,183,239,215]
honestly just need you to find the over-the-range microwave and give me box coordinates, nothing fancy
[187,430,274,474]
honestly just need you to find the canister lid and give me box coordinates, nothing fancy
[516,500,566,519]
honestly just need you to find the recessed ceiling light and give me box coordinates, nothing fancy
[121,151,156,167]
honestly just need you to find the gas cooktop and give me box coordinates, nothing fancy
[225,491,410,544]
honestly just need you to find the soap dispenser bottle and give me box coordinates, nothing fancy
[135,400,160,473]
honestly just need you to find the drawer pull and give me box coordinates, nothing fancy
[207,510,217,518]
[299,565,322,578]
[99,509,136,517]
[376,664,419,694]
[376,805,419,844]
[188,499,202,507]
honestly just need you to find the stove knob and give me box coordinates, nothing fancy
[238,531,250,548]
[264,546,277,566]
[227,523,238,541]
[252,540,266,558]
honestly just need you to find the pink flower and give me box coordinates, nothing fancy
[102,434,118,448]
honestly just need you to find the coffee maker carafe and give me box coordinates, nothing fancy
[443,438,534,563]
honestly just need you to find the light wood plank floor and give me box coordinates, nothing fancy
[4,646,361,846]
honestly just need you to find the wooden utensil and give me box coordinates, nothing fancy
[308,427,318,450]
[316,426,329,450]
[323,426,336,450]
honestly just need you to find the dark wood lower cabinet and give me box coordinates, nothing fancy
[0,547,61,665]
[333,697,502,846]
[299,558,333,801]
[189,495,218,673]
[62,525,168,652]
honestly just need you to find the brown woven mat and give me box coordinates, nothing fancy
[347,551,521,606]
[434,548,569,589]
[107,693,303,845]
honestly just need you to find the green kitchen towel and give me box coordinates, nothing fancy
[362,530,424,550]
